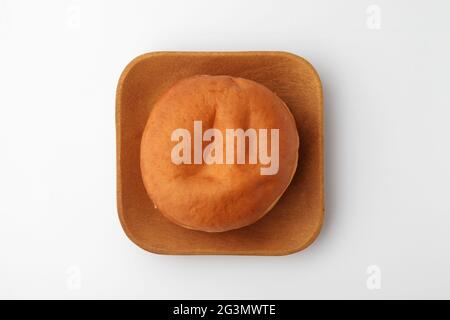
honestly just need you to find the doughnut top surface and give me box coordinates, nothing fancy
[140,75,299,232]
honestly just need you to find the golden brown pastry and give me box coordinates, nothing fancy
[140,75,299,232]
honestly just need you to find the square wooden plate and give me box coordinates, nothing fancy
[116,51,324,255]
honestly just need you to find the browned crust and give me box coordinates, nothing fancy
[140,75,299,232]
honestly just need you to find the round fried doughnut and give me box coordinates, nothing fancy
[140,75,299,232]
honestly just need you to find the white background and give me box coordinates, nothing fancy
[1,0,449,299]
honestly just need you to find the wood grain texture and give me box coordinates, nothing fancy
[116,51,324,255]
